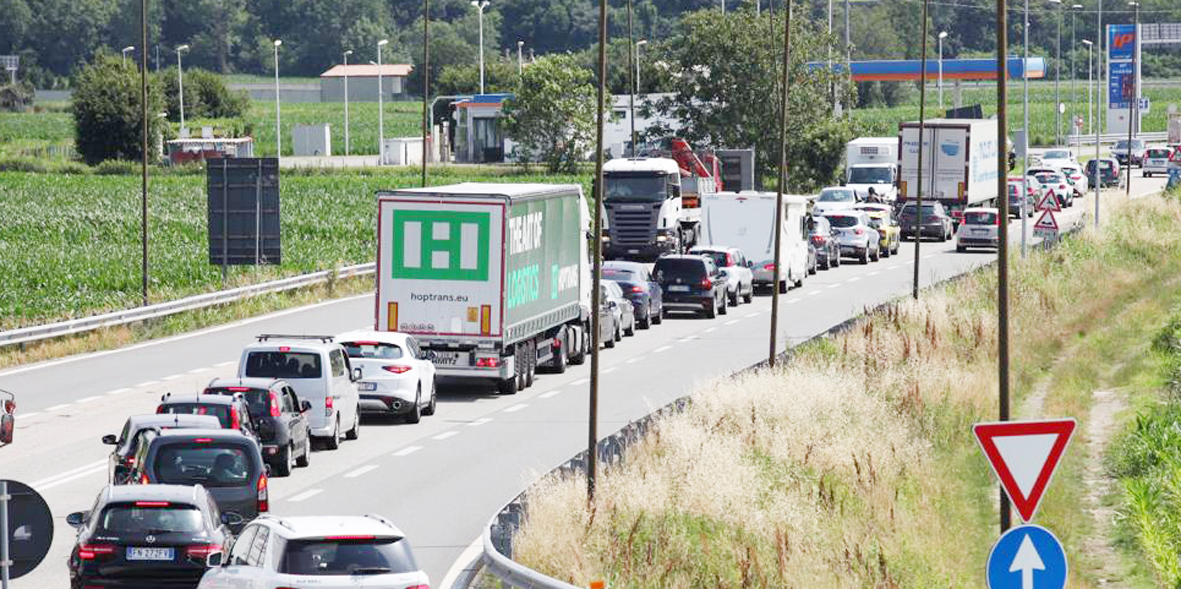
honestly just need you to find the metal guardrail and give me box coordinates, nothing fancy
[0,263,375,349]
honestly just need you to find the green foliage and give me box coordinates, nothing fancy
[502,55,599,173]
[159,67,249,122]
[0,83,35,112]
[70,52,166,165]
[436,58,519,95]
[648,7,856,191]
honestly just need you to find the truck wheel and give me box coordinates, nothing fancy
[524,341,536,388]
[552,331,569,373]
[497,376,518,395]
[516,346,528,390]
[569,326,587,365]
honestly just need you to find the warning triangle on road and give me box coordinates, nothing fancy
[1036,191,1062,212]
[1033,210,1059,233]
[974,419,1076,523]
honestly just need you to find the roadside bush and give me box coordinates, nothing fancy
[71,51,165,165]
[0,83,34,112]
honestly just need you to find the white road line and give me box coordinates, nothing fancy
[76,396,101,404]
[187,368,208,374]
[923,254,936,260]
[744,312,762,317]
[808,290,823,296]
[467,418,492,427]
[846,276,861,283]
[35,464,107,491]
[886,265,899,270]
[503,403,529,413]
[105,388,131,396]
[287,489,323,503]
[678,337,694,343]
[33,459,108,488]
[786,298,801,304]
[625,356,644,364]
[18,412,40,419]
[45,403,72,412]
[161,374,183,381]
[392,445,423,457]
[703,327,718,333]
[867,271,881,276]
[602,367,617,374]
[136,380,160,388]
[724,319,740,325]
[538,389,563,399]
[653,345,672,353]
[214,361,237,368]
[827,283,841,289]
[432,431,459,441]
[344,465,379,479]
[570,378,589,386]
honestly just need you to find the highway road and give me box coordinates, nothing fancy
[0,177,1165,588]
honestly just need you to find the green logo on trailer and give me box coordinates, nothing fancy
[392,210,491,281]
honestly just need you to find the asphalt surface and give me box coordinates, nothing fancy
[0,177,1166,588]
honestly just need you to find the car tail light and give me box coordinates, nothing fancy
[382,365,412,374]
[134,501,169,507]
[552,337,562,349]
[853,228,864,235]
[278,346,290,352]
[139,472,150,484]
[193,438,213,443]
[185,544,222,559]
[257,473,269,512]
[79,543,116,560]
[763,263,775,271]
[475,357,500,368]
[811,235,825,245]
[630,285,643,293]
[699,278,712,290]
[229,406,241,430]
[405,586,430,589]
[156,405,164,414]
[268,391,281,417]
[226,387,250,392]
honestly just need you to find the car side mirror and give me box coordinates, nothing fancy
[351,367,362,382]
[264,464,272,477]
[299,399,312,413]
[206,551,225,568]
[66,511,87,527]
[220,512,245,526]
[102,434,118,445]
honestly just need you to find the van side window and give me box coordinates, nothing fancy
[230,525,258,565]
[329,350,346,378]
[247,527,270,567]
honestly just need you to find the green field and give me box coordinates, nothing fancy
[218,100,424,157]
[0,111,75,159]
[0,167,589,329]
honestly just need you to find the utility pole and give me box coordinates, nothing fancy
[1050,0,1063,146]
[770,0,792,367]
[912,0,929,301]
[995,0,1013,536]
[588,0,607,506]
[1071,4,1082,147]
[1126,1,1138,200]
[422,0,430,187]
[139,1,148,307]
[627,0,636,157]
[1022,0,1030,257]
[1094,0,1101,228]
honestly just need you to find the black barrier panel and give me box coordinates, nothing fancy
[945,104,985,119]
[1,479,54,579]
[717,149,756,192]
[207,158,281,266]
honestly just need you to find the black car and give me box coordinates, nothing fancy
[653,255,727,319]
[66,484,236,589]
[898,202,954,241]
[602,260,663,329]
[127,429,267,532]
[203,377,312,477]
[808,216,840,270]
[157,393,258,442]
[1007,181,1036,219]
[103,414,223,485]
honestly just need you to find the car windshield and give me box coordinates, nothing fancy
[809,218,830,233]
[696,251,730,268]
[341,342,403,361]
[97,504,205,534]
[279,538,418,576]
[604,174,666,202]
[826,215,859,228]
[1115,140,1142,150]
[653,258,705,281]
[602,268,638,281]
[901,205,938,216]
[818,189,855,203]
[1035,173,1060,184]
[205,388,269,420]
[153,443,254,487]
[159,403,233,429]
[1043,150,1070,160]
[963,211,997,225]
[1008,184,1021,196]
[244,351,322,379]
[848,167,893,184]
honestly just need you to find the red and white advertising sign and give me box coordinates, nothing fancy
[974,419,1077,523]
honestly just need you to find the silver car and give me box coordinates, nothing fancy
[1143,147,1172,178]
[602,280,635,337]
[823,211,880,264]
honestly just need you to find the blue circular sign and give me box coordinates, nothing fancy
[987,524,1067,589]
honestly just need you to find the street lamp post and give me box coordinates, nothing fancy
[517,41,524,75]
[273,40,282,159]
[1082,39,1093,135]
[1126,0,1138,200]
[938,32,947,111]
[378,39,389,165]
[1094,0,1102,228]
[1049,0,1063,146]
[175,45,189,135]
[343,50,352,156]
[122,46,135,67]
[635,39,647,97]
[470,1,490,94]
[1071,4,1082,145]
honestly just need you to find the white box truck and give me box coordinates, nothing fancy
[376,183,592,395]
[845,137,899,202]
[897,118,1001,222]
[699,191,810,293]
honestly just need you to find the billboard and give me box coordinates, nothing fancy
[1106,24,1142,135]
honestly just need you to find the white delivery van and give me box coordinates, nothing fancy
[700,191,809,293]
[845,137,899,202]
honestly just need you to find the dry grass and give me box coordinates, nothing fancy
[512,194,1181,588]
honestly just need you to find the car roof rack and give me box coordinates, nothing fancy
[256,514,296,531]
[255,334,335,343]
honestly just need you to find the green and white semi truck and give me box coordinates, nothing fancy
[375,183,591,394]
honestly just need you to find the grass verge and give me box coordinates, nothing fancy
[511,194,1181,588]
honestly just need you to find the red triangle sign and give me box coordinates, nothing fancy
[1036,191,1062,212]
[974,419,1076,523]
[1033,210,1059,233]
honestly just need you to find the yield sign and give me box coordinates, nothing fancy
[974,419,1076,523]
[1035,191,1061,212]
[1033,210,1059,234]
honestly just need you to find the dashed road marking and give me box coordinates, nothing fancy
[538,389,563,399]
[287,489,323,502]
[786,298,801,304]
[625,356,644,364]
[105,388,131,396]
[344,465,379,479]
[744,311,762,318]
[886,265,899,270]
[809,290,823,296]
[45,403,72,412]
[724,319,740,325]
[187,368,208,375]
[827,283,841,289]
[503,404,529,413]
[703,327,718,334]
[76,396,101,404]
[433,431,459,440]
[392,445,423,457]
[467,418,492,427]
[570,378,589,385]
[923,254,936,260]
[847,276,861,283]
[867,271,880,276]
[214,361,236,368]
[602,367,617,374]
[19,412,40,419]
[654,345,672,353]
[34,459,108,490]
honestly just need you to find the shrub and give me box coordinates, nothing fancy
[71,51,165,165]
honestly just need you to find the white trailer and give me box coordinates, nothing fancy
[845,137,899,202]
[700,191,810,293]
[898,118,1001,221]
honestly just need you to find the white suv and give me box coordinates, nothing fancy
[198,514,430,589]
[238,335,361,450]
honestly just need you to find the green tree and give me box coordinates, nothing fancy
[436,58,519,95]
[158,67,248,121]
[647,7,856,190]
[502,54,599,173]
[72,52,165,164]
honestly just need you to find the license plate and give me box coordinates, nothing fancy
[972,228,987,234]
[627,249,640,254]
[433,352,460,365]
[358,382,377,392]
[127,547,174,561]
[668,285,690,292]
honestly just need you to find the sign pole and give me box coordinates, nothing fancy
[587,0,608,507]
[912,0,929,301]
[1,480,9,589]
[769,0,792,367]
[995,0,1012,535]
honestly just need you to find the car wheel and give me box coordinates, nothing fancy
[406,387,422,424]
[614,323,623,342]
[719,294,728,314]
[324,417,341,450]
[624,317,636,336]
[272,444,294,477]
[638,308,651,329]
[605,326,617,348]
[743,287,753,303]
[346,410,360,440]
[956,245,966,253]
[860,247,869,264]
[833,252,842,267]
[423,381,438,416]
[872,246,881,262]
[295,434,311,467]
[728,290,738,306]
[704,297,717,319]
[652,305,664,324]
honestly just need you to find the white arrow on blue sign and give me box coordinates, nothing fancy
[987,525,1067,589]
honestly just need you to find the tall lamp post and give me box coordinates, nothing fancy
[122,46,135,66]
[938,32,948,111]
[273,40,282,159]
[470,1,490,94]
[1049,0,1064,146]
[1071,4,1082,145]
[378,39,389,165]
[1082,39,1093,135]
[175,45,189,135]
[343,49,353,156]
[517,41,524,75]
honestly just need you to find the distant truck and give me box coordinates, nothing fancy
[376,183,591,395]
[845,137,899,202]
[700,191,810,293]
[602,138,721,260]
[897,118,1001,222]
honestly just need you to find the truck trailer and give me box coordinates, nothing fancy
[700,191,810,293]
[376,183,591,395]
[897,118,1001,222]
